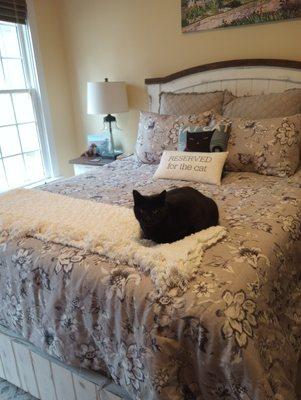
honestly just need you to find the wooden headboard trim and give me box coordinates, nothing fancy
[145,59,301,85]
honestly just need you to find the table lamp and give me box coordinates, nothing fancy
[87,78,128,158]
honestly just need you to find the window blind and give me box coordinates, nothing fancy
[0,0,27,25]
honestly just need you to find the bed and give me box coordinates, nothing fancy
[0,59,301,400]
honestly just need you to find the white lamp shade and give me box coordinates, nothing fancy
[87,81,128,115]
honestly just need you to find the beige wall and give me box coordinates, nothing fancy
[31,0,77,176]
[34,0,301,161]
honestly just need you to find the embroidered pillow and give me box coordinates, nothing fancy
[159,90,234,115]
[178,120,231,152]
[221,114,301,177]
[185,131,215,152]
[178,125,215,152]
[153,150,228,185]
[135,111,213,164]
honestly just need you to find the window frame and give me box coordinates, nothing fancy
[0,20,57,190]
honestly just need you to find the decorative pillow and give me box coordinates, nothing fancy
[153,150,229,185]
[159,90,234,115]
[210,127,231,152]
[186,131,214,152]
[178,125,214,151]
[221,114,301,177]
[135,111,213,164]
[178,120,231,152]
[223,89,301,119]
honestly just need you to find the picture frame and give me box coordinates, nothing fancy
[181,0,301,33]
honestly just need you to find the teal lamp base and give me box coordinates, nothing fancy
[101,114,122,159]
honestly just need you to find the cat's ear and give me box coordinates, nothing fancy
[158,190,166,204]
[133,190,143,204]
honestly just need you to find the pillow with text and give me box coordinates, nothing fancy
[178,120,231,153]
[153,150,228,185]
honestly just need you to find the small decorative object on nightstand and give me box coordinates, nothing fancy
[69,156,121,176]
[81,143,101,158]
[87,78,128,158]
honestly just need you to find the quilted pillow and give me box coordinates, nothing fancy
[159,91,234,115]
[223,89,301,119]
[135,111,213,164]
[220,114,301,177]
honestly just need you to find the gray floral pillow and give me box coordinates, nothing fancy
[135,111,213,164]
[221,114,301,177]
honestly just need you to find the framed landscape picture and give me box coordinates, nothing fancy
[181,0,301,32]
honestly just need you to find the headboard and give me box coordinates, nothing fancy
[145,59,301,113]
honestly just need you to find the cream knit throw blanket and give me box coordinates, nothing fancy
[0,189,226,288]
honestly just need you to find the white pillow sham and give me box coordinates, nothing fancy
[153,150,228,185]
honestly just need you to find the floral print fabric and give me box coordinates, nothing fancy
[0,157,300,400]
[223,114,301,177]
[135,111,213,164]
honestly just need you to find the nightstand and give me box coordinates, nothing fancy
[69,157,117,176]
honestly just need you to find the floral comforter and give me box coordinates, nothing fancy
[0,157,300,400]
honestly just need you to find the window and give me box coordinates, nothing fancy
[0,21,54,192]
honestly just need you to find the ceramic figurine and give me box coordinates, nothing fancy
[81,143,101,157]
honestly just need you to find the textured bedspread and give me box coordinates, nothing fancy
[0,157,300,400]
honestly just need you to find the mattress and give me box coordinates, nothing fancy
[0,156,300,400]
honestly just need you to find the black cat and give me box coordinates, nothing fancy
[133,186,219,244]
